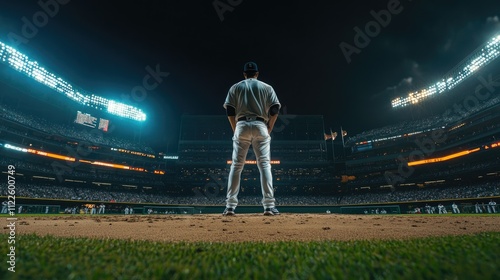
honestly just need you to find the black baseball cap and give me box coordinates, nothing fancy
[243,61,258,73]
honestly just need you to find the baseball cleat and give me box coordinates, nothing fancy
[223,208,235,216]
[263,207,280,216]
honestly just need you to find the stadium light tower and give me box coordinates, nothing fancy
[0,40,147,122]
[391,33,500,108]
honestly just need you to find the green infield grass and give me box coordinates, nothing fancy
[1,232,499,280]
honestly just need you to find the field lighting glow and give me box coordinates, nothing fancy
[392,34,500,108]
[407,148,480,166]
[3,143,163,173]
[5,143,27,152]
[0,41,146,121]
[408,140,500,166]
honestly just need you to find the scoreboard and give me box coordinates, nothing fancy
[74,111,109,132]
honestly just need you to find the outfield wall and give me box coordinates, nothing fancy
[2,196,499,215]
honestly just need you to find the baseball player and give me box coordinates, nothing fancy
[1,200,7,214]
[451,202,460,214]
[489,200,497,213]
[98,203,105,214]
[438,204,443,214]
[475,202,482,213]
[425,204,431,214]
[223,61,281,216]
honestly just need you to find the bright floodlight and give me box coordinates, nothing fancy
[0,41,146,121]
[392,34,500,108]
[108,100,146,121]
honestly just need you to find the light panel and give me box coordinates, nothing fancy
[392,34,500,108]
[0,41,147,121]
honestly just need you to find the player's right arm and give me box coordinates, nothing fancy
[224,86,237,133]
[267,104,279,134]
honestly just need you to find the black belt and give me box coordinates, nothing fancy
[238,116,266,123]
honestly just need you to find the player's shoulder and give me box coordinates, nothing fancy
[257,80,273,88]
[233,80,246,86]
[256,80,275,92]
[229,80,246,90]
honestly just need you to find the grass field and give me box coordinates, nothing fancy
[1,231,499,280]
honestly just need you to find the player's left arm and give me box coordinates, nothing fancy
[226,105,237,132]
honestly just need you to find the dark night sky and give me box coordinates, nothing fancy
[1,0,499,151]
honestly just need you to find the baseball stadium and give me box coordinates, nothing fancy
[1,19,500,280]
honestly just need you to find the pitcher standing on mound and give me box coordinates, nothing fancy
[222,61,281,216]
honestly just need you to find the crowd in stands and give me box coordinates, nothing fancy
[1,122,159,165]
[0,157,165,186]
[338,182,499,205]
[345,160,500,188]
[345,94,500,146]
[4,181,498,206]
[0,104,155,153]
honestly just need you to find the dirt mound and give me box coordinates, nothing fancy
[7,214,500,242]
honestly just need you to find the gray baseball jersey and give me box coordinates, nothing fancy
[223,78,280,122]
